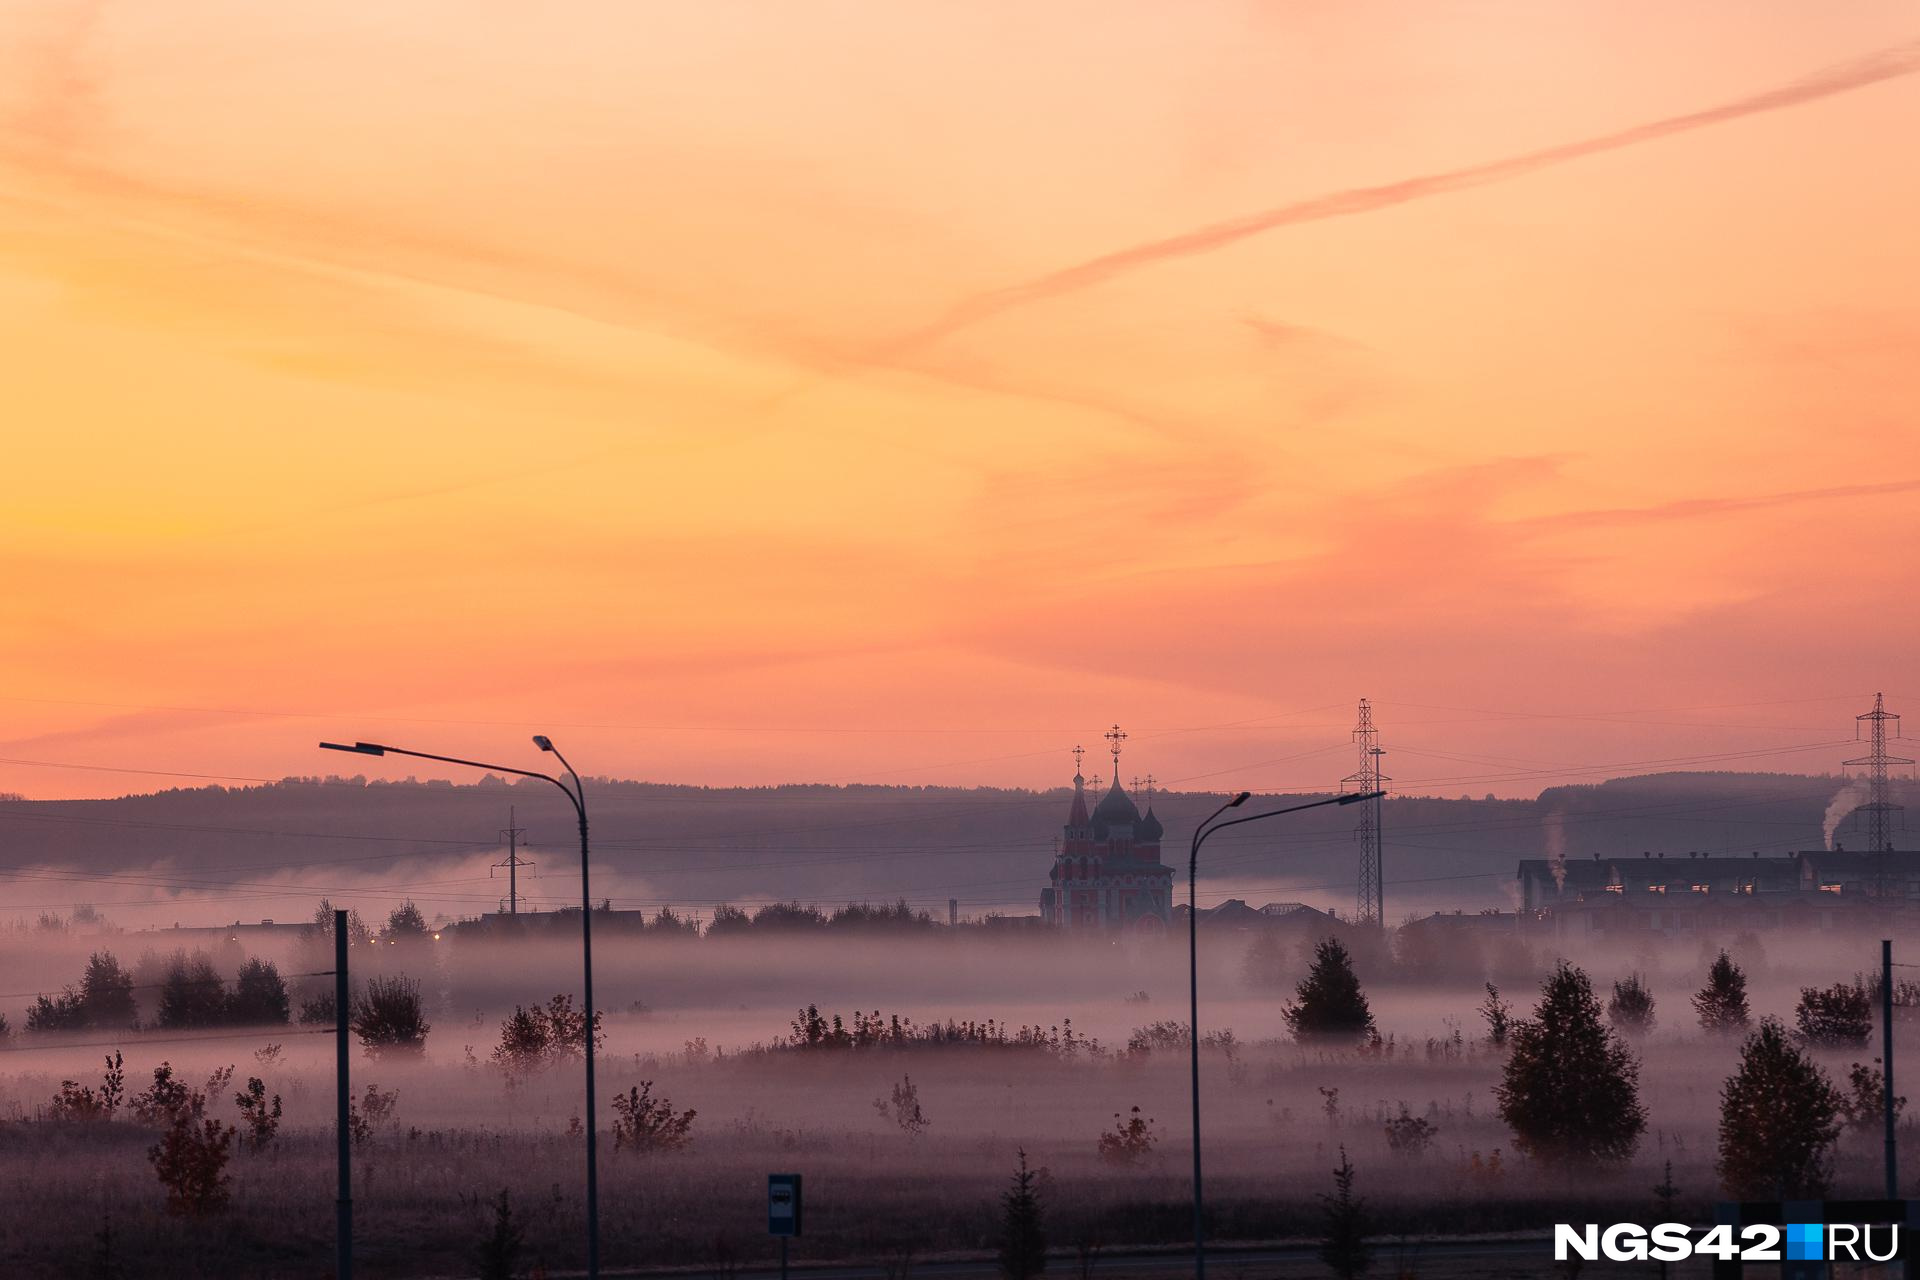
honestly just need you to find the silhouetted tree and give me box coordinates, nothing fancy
[157,953,226,1029]
[1480,982,1512,1047]
[383,900,431,948]
[26,991,88,1032]
[997,1148,1047,1279]
[1718,1019,1841,1198]
[1283,938,1374,1044]
[705,904,752,937]
[474,1188,525,1280]
[80,953,138,1029]
[1795,982,1872,1048]
[1693,951,1751,1034]
[1496,961,1646,1164]
[1608,974,1656,1036]
[350,976,430,1058]
[226,958,289,1026]
[1318,1146,1371,1279]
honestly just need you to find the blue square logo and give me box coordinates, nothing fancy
[1785,1223,1823,1262]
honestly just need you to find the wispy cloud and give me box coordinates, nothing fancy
[891,39,1920,353]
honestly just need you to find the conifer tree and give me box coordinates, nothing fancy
[1283,938,1375,1044]
[1693,950,1751,1034]
[997,1148,1047,1279]
[1608,973,1656,1036]
[1318,1146,1371,1279]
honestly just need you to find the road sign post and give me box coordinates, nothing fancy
[769,1173,802,1280]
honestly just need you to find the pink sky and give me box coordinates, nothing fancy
[0,2,1915,799]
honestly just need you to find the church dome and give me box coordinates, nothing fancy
[1090,777,1140,838]
[1138,806,1164,842]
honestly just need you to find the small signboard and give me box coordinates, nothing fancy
[769,1173,803,1237]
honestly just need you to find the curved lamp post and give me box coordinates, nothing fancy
[322,737,600,1278]
[1188,788,1383,1280]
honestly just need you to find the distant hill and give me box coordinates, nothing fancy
[0,770,1899,923]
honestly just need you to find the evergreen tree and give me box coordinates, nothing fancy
[1693,951,1751,1034]
[226,958,290,1026]
[997,1148,1047,1279]
[1496,961,1646,1164]
[474,1188,525,1280]
[1282,938,1375,1044]
[384,900,432,948]
[157,953,226,1029]
[1717,1018,1842,1199]
[1318,1146,1371,1279]
[80,953,138,1029]
[1607,974,1656,1036]
[1480,983,1512,1048]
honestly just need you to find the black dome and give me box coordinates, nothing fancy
[1090,777,1140,838]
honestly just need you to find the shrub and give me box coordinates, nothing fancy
[1796,982,1872,1048]
[297,990,337,1026]
[1383,1104,1436,1156]
[131,1063,231,1127]
[1095,1106,1158,1166]
[492,994,602,1077]
[351,976,430,1057]
[874,1074,930,1136]
[1496,960,1646,1164]
[1838,1058,1906,1132]
[48,1052,125,1123]
[1694,950,1751,1033]
[1318,1147,1370,1280]
[1282,938,1374,1044]
[1607,974,1656,1036]
[1480,983,1512,1047]
[347,1083,399,1148]
[26,991,88,1033]
[234,1077,282,1151]
[148,1112,235,1216]
[226,959,290,1026]
[610,1081,696,1153]
[998,1148,1047,1279]
[1718,1019,1841,1198]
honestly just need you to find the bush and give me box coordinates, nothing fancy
[1480,983,1512,1047]
[1095,1106,1158,1166]
[351,976,430,1058]
[297,990,337,1026]
[26,991,88,1033]
[1282,938,1374,1044]
[1383,1104,1436,1156]
[1796,982,1872,1048]
[233,1077,282,1151]
[874,1074,930,1136]
[1496,961,1646,1164]
[491,994,601,1077]
[1694,950,1751,1033]
[148,1112,235,1216]
[48,1053,125,1123]
[1838,1058,1906,1132]
[610,1081,696,1153]
[347,1083,398,1148]
[1718,1019,1841,1198]
[1607,974,1656,1036]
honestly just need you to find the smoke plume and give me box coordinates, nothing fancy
[1823,778,1872,849]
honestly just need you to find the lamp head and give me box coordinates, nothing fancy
[532,735,554,753]
[319,741,387,757]
[1229,791,1251,807]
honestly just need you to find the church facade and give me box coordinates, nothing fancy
[1039,752,1174,933]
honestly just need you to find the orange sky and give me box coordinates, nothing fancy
[1,2,1916,801]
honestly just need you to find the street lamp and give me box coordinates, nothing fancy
[321,737,601,1279]
[1187,788,1384,1280]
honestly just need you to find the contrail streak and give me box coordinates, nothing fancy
[893,39,1920,354]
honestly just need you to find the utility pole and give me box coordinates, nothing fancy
[335,909,351,1280]
[1848,693,1910,856]
[1884,939,1898,1200]
[493,806,532,914]
[1346,699,1389,926]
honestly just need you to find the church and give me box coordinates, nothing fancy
[1039,730,1175,933]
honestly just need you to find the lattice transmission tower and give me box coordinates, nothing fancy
[1846,692,1910,854]
[1345,698,1389,926]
